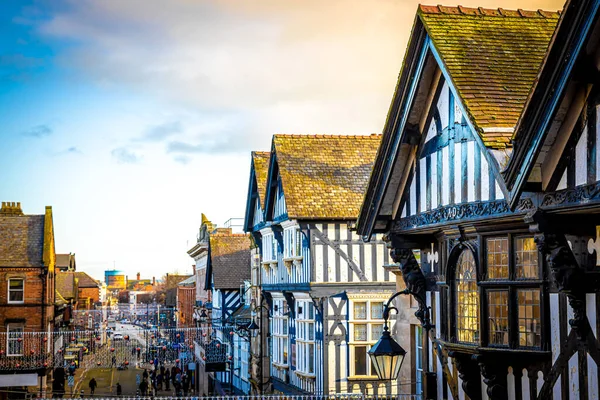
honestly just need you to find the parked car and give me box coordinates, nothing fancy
[112,333,124,340]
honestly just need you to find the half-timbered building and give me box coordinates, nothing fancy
[357,3,600,400]
[204,228,252,392]
[244,134,397,395]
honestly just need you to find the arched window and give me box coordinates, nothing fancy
[455,249,479,343]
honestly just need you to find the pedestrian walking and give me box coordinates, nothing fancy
[88,377,97,395]
[111,355,117,367]
[157,373,163,391]
[182,374,189,396]
[164,370,170,391]
[116,382,122,396]
[142,369,149,380]
[139,379,148,396]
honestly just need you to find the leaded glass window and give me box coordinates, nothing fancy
[486,238,508,279]
[354,302,367,320]
[456,249,479,343]
[488,290,508,345]
[515,237,539,279]
[518,289,541,347]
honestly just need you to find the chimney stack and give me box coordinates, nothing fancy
[137,272,140,281]
[0,202,24,216]
[152,276,156,285]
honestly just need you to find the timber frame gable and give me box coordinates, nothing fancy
[503,0,600,208]
[356,10,541,239]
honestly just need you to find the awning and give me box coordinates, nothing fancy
[0,373,38,387]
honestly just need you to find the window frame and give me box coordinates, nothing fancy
[8,278,24,304]
[349,299,386,378]
[271,299,289,367]
[7,324,24,356]
[295,300,315,375]
[479,233,545,349]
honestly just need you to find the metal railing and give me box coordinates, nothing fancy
[38,396,422,400]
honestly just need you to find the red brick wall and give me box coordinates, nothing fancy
[177,286,196,328]
[76,287,99,310]
[0,268,55,332]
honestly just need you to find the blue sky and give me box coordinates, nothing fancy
[1,0,565,281]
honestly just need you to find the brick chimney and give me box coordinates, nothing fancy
[137,272,141,280]
[0,202,24,216]
[152,276,156,285]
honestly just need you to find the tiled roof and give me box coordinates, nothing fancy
[0,215,45,267]
[252,151,271,209]
[56,272,77,299]
[56,254,70,268]
[209,233,251,290]
[418,5,560,148]
[273,134,382,219]
[75,272,99,288]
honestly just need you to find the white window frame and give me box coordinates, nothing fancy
[262,233,276,263]
[271,299,289,367]
[7,324,24,356]
[8,278,24,304]
[349,299,385,377]
[283,226,303,260]
[295,300,315,376]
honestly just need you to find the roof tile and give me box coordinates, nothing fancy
[418,5,560,148]
[273,134,382,220]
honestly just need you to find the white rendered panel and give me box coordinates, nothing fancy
[454,142,462,203]
[567,305,579,398]
[481,156,490,201]
[420,157,427,212]
[410,174,417,216]
[467,142,475,202]
[557,170,568,190]
[588,294,598,400]
[431,155,438,209]
[576,126,588,186]
[495,182,504,200]
[438,82,450,131]
[442,146,450,205]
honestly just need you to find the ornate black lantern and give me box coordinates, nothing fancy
[368,325,406,380]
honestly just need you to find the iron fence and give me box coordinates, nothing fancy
[0,326,237,370]
[37,396,422,400]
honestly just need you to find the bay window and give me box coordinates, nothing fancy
[262,233,276,263]
[296,300,315,375]
[283,226,303,259]
[483,235,543,348]
[272,299,289,366]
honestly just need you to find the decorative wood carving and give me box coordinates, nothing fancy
[449,351,481,400]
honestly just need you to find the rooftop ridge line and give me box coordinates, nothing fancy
[418,4,560,18]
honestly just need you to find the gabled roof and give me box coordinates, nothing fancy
[56,272,77,300]
[244,152,271,232]
[56,253,76,270]
[75,272,99,288]
[252,152,270,208]
[267,134,381,220]
[356,5,562,238]
[502,0,600,207]
[0,203,51,268]
[207,233,251,290]
[420,5,560,148]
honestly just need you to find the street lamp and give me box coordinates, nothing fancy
[368,325,406,380]
[368,290,413,381]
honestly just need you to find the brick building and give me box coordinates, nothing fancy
[0,202,56,396]
[74,272,99,310]
[176,274,196,328]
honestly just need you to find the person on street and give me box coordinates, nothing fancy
[139,379,148,396]
[116,382,122,396]
[142,369,149,380]
[164,370,170,391]
[182,373,189,396]
[111,355,117,367]
[157,373,163,391]
[88,377,97,395]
